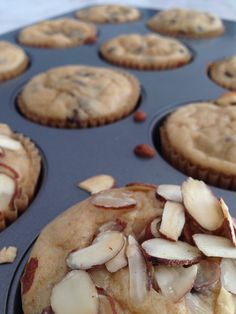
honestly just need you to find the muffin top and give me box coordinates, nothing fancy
[75,5,140,24]
[162,102,236,175]
[18,18,97,48]
[21,178,236,314]
[147,8,224,38]
[100,33,192,70]
[18,65,140,128]
[209,56,236,91]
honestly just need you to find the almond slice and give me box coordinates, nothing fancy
[215,286,235,314]
[97,287,118,314]
[154,265,198,302]
[0,134,22,151]
[0,246,17,264]
[142,238,201,266]
[193,259,220,291]
[219,198,236,246]
[125,182,157,192]
[185,293,216,314]
[220,258,236,294]
[67,231,124,270]
[51,270,98,314]
[126,235,147,303]
[159,201,185,241]
[0,173,16,211]
[156,185,182,203]
[98,219,127,233]
[78,175,116,194]
[182,178,224,231]
[193,234,236,258]
[145,217,161,240]
[105,237,127,273]
[92,189,136,209]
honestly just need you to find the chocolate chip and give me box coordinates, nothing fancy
[224,136,234,142]
[196,25,204,32]
[177,30,186,35]
[169,18,177,24]
[107,46,116,54]
[225,71,234,78]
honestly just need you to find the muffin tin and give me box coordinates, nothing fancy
[1,5,236,314]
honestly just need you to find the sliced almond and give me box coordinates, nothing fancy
[97,287,118,314]
[159,201,185,241]
[0,163,19,178]
[51,270,98,314]
[125,182,157,192]
[185,292,216,314]
[193,234,236,258]
[156,185,182,203]
[220,258,236,294]
[142,238,201,266]
[92,189,136,209]
[154,265,198,302]
[78,175,115,194]
[98,219,126,233]
[0,134,22,151]
[219,198,236,246]
[105,237,127,273]
[0,173,16,212]
[194,259,220,291]
[67,231,124,270]
[215,286,235,314]
[126,235,147,303]
[182,178,224,231]
[145,217,161,240]
[0,246,17,264]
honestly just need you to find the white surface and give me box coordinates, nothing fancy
[1,0,236,35]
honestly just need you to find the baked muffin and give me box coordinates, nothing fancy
[100,33,192,70]
[18,65,140,128]
[0,41,28,82]
[18,18,97,48]
[21,178,236,313]
[75,5,140,24]
[209,56,236,91]
[160,100,236,190]
[147,8,224,38]
[0,124,41,230]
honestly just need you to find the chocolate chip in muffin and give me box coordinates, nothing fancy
[225,71,234,78]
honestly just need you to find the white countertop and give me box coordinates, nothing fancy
[1,0,236,35]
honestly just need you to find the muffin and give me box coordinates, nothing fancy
[18,18,97,48]
[0,124,41,230]
[209,56,236,91]
[75,5,140,24]
[21,178,236,313]
[216,92,236,106]
[18,65,140,128]
[160,100,236,190]
[100,33,192,70]
[147,8,224,39]
[0,41,28,82]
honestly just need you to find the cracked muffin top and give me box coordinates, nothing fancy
[147,8,224,38]
[18,65,140,128]
[18,18,97,48]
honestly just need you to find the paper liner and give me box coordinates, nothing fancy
[1,132,41,227]
[160,126,236,190]
[0,57,29,82]
[147,20,225,39]
[100,44,192,70]
[18,70,140,128]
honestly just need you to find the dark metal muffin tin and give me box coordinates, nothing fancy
[1,5,236,313]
